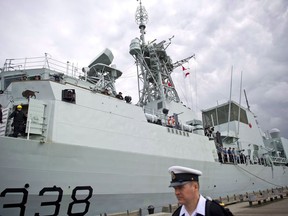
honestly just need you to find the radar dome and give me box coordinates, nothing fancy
[269,128,280,138]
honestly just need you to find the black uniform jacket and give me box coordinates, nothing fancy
[9,110,26,125]
[172,200,233,216]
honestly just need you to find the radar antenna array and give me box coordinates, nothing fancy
[135,0,148,44]
[135,0,148,27]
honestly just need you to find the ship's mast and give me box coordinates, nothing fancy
[130,0,181,108]
[244,89,251,111]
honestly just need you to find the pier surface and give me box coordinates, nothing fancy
[225,197,288,216]
[149,198,288,216]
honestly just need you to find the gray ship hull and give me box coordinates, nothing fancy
[1,136,287,216]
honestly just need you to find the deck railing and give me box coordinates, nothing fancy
[1,54,82,78]
[270,156,287,164]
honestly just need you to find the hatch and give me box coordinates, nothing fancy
[26,99,47,135]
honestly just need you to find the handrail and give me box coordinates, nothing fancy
[270,156,287,164]
[2,55,82,78]
[27,119,31,140]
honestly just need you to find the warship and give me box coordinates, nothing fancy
[0,1,288,215]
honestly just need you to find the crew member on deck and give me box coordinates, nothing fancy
[168,166,233,216]
[223,148,228,163]
[228,147,232,163]
[0,104,3,124]
[102,88,110,95]
[9,104,27,137]
[116,92,123,100]
[35,75,41,80]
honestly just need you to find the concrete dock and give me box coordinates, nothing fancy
[226,197,288,216]
[146,198,288,216]
[107,188,288,216]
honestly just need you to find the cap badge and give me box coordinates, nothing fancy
[171,171,176,180]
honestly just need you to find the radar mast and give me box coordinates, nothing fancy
[130,0,181,109]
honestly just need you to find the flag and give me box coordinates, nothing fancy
[182,65,190,78]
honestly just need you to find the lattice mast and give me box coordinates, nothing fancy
[130,0,190,107]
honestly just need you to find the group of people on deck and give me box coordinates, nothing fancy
[217,145,246,164]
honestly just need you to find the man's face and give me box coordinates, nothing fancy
[173,182,198,205]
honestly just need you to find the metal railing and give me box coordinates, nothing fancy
[1,53,83,78]
[270,156,287,164]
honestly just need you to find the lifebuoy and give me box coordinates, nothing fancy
[168,116,175,126]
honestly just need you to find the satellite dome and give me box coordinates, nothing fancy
[269,128,280,138]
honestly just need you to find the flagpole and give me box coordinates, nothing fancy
[227,66,233,137]
[216,100,220,131]
[237,71,243,137]
[237,70,243,150]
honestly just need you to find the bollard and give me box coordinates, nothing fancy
[147,205,154,215]
[239,194,243,202]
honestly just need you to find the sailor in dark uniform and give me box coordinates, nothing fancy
[168,166,233,216]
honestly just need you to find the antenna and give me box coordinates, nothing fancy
[227,66,233,137]
[135,0,148,45]
[244,89,250,111]
[164,35,174,50]
[172,54,195,69]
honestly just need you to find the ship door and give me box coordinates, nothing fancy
[0,107,9,136]
[26,99,47,135]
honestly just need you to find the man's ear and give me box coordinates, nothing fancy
[191,181,199,190]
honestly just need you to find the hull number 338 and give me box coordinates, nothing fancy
[0,186,93,216]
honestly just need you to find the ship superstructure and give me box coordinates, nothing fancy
[202,101,288,166]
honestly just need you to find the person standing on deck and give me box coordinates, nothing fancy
[0,104,3,124]
[9,104,26,137]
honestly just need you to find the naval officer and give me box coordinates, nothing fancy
[168,166,233,216]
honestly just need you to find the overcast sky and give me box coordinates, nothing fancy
[0,0,287,139]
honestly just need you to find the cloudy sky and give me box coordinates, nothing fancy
[1,0,287,138]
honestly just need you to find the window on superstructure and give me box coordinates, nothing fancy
[202,102,248,127]
[4,75,23,89]
[157,101,163,109]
